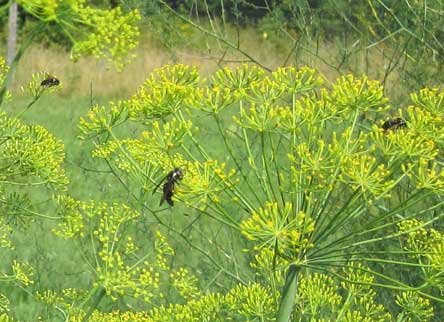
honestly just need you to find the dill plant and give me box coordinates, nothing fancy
[71,64,444,320]
[1,56,444,320]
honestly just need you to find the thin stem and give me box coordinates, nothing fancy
[81,287,106,322]
[213,113,260,209]
[311,189,360,245]
[158,0,272,72]
[15,90,45,118]
[261,132,277,202]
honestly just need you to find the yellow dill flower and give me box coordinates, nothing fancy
[241,202,314,259]
[211,64,265,97]
[271,66,323,94]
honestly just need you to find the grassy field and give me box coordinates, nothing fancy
[6,28,420,104]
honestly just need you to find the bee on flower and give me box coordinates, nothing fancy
[381,117,407,132]
[40,74,60,87]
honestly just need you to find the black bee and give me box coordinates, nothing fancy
[381,117,407,132]
[40,75,60,87]
[153,168,184,206]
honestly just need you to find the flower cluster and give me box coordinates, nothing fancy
[187,87,235,114]
[249,248,288,285]
[0,57,7,86]
[11,260,34,286]
[154,230,174,270]
[170,267,201,301]
[271,66,323,94]
[290,139,338,191]
[0,113,68,188]
[71,6,141,69]
[398,219,444,287]
[35,288,88,320]
[328,74,389,113]
[339,154,394,198]
[211,64,265,97]
[296,268,391,321]
[235,102,286,132]
[180,159,237,209]
[17,0,141,69]
[241,202,315,260]
[128,65,199,121]
[53,196,183,304]
[0,293,9,314]
[395,291,434,321]
[78,101,129,140]
[411,87,444,118]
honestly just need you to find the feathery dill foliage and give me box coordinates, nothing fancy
[2,60,444,320]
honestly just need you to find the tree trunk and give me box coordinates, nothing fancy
[7,2,18,65]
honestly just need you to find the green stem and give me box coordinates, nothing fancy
[310,191,440,259]
[0,199,62,220]
[158,0,272,71]
[335,291,354,322]
[81,287,106,322]
[276,264,300,322]
[311,209,444,261]
[213,113,259,209]
[0,275,16,282]
[260,132,276,202]
[0,179,49,186]
[311,189,360,245]
[269,135,286,205]
[177,110,210,160]
[15,90,45,118]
